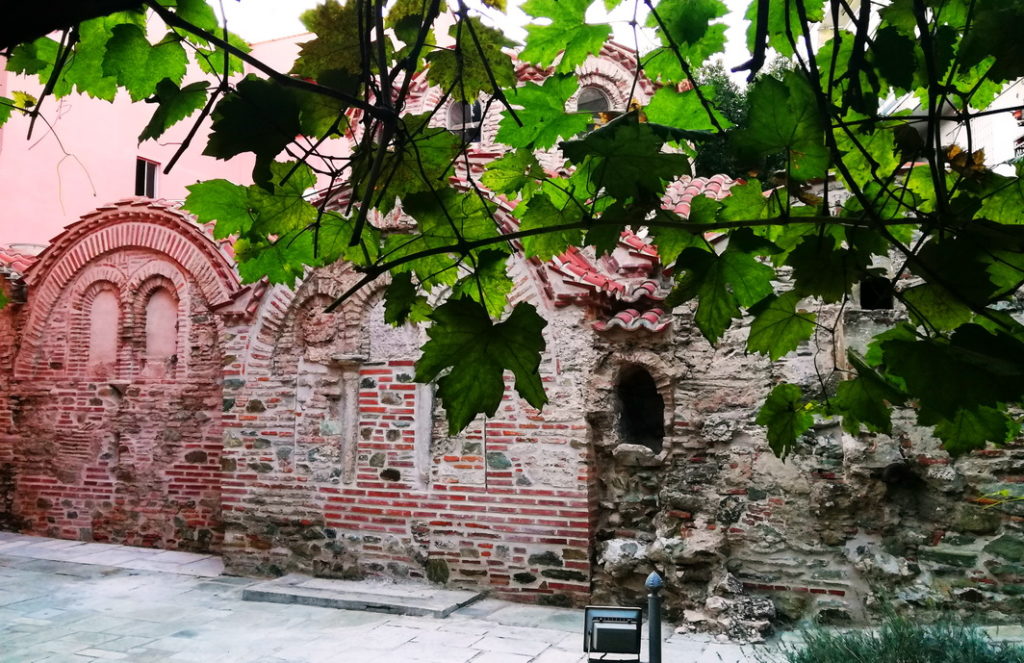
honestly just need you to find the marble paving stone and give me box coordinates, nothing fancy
[74,648,129,660]
[467,652,534,663]
[390,640,481,662]
[472,635,549,657]
[531,649,588,663]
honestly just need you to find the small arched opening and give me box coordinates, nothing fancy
[447,101,483,143]
[615,365,665,453]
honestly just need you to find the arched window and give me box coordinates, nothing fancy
[88,288,120,374]
[616,366,664,453]
[859,276,894,310]
[447,101,483,143]
[144,288,178,364]
[577,86,611,113]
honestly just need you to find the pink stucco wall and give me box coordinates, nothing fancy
[0,33,312,247]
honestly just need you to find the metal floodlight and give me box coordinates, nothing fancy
[583,605,643,662]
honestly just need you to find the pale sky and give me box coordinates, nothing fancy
[218,0,752,80]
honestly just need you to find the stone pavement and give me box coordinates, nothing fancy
[0,532,770,663]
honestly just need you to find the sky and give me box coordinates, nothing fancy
[217,0,753,80]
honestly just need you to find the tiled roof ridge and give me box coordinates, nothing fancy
[549,173,742,334]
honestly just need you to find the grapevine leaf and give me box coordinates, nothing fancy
[881,325,1024,418]
[788,233,869,303]
[496,75,591,149]
[139,80,209,142]
[452,250,513,318]
[517,193,585,260]
[416,300,548,434]
[833,354,907,435]
[731,71,828,181]
[978,175,1024,225]
[934,406,1018,455]
[747,292,817,360]
[645,85,732,132]
[184,179,251,238]
[234,231,315,286]
[644,0,727,82]
[672,232,775,343]
[520,0,611,72]
[102,26,187,102]
[745,0,825,59]
[384,272,432,326]
[561,113,691,201]
[755,383,814,460]
[426,18,516,101]
[482,149,544,194]
[902,283,973,330]
[203,76,301,189]
[292,0,364,79]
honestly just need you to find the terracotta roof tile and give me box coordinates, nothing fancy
[0,246,38,278]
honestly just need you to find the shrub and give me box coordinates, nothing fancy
[780,615,1024,663]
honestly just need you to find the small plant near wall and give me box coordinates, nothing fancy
[777,614,1024,663]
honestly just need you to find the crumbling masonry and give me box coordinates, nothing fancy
[1,47,1023,636]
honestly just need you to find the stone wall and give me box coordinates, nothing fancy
[3,202,238,552]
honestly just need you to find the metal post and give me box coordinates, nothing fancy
[645,571,663,663]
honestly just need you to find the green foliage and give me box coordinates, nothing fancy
[496,75,591,149]
[756,383,814,459]
[746,292,816,360]
[426,18,516,101]
[782,613,1024,663]
[519,0,610,73]
[139,80,209,142]
[416,301,548,434]
[8,0,1024,454]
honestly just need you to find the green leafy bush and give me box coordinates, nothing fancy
[782,616,1024,663]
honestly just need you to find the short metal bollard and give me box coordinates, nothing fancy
[646,571,663,663]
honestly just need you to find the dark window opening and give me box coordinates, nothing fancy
[577,87,614,132]
[616,366,664,453]
[135,158,158,197]
[860,276,894,310]
[577,87,611,113]
[448,101,483,143]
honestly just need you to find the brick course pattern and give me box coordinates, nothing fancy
[2,47,1024,634]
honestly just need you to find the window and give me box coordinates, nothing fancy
[577,87,611,113]
[859,276,894,310]
[616,366,664,453]
[447,101,483,143]
[577,87,614,132]
[135,158,158,197]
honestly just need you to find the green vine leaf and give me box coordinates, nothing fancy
[756,383,814,460]
[497,75,591,150]
[139,80,209,142]
[519,0,611,73]
[102,26,187,102]
[747,292,817,360]
[416,300,548,434]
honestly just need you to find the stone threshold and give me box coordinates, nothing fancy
[241,573,485,618]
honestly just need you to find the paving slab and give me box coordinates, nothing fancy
[241,573,484,618]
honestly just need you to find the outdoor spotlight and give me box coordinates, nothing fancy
[583,605,643,662]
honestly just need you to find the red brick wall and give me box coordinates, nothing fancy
[219,271,594,605]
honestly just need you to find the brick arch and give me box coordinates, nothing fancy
[249,264,381,367]
[16,200,239,377]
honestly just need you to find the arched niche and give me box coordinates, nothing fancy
[87,284,121,378]
[615,364,665,454]
[143,287,179,375]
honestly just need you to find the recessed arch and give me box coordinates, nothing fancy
[16,200,239,377]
